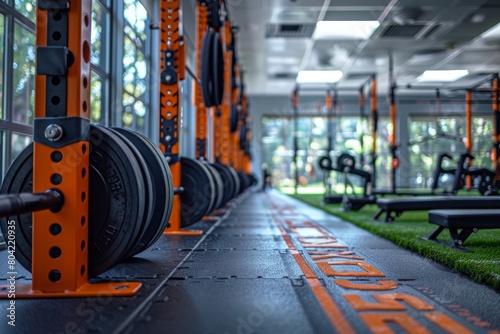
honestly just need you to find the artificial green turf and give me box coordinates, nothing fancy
[289,193,500,290]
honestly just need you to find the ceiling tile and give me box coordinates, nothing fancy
[328,0,391,6]
[224,0,500,95]
[323,10,382,21]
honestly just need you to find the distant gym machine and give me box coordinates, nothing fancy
[317,87,373,204]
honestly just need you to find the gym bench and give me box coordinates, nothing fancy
[424,209,500,251]
[374,196,500,222]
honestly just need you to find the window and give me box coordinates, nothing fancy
[14,0,35,22]
[122,0,150,134]
[0,14,4,119]
[181,77,195,157]
[372,118,392,190]
[90,71,104,124]
[408,117,465,189]
[472,117,493,168]
[124,0,147,39]
[407,116,493,189]
[0,4,35,176]
[261,116,294,190]
[91,1,109,67]
[11,131,30,161]
[90,0,110,125]
[262,115,380,191]
[12,22,35,126]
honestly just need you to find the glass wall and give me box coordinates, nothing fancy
[261,111,494,193]
[261,117,294,188]
[90,0,111,125]
[12,22,35,126]
[14,0,35,22]
[122,0,150,134]
[0,14,4,120]
[0,3,35,175]
[407,115,493,189]
[261,115,390,190]
[10,131,30,161]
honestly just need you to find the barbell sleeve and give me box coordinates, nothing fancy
[0,190,64,218]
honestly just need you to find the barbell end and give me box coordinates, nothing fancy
[0,189,64,218]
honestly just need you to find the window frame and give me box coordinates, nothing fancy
[0,2,35,174]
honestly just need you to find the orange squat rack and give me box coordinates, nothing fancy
[195,1,209,161]
[241,93,252,174]
[160,0,202,235]
[231,37,241,171]
[214,15,233,165]
[493,75,500,182]
[0,0,140,298]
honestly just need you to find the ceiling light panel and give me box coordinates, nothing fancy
[313,21,380,40]
[415,70,469,82]
[296,70,343,84]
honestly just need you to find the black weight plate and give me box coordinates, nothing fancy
[93,126,147,261]
[248,173,257,186]
[231,39,237,89]
[245,173,254,189]
[112,127,174,253]
[213,31,224,106]
[106,127,153,258]
[83,127,147,274]
[227,165,241,198]
[197,161,217,215]
[201,30,215,108]
[230,104,238,133]
[239,123,247,150]
[113,128,173,250]
[135,133,173,245]
[180,157,216,226]
[203,162,224,212]
[237,171,249,193]
[210,162,235,207]
[0,125,147,277]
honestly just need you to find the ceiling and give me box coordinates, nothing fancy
[225,0,500,96]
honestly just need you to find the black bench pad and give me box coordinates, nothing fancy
[343,197,377,211]
[374,196,500,222]
[424,209,500,251]
[428,209,500,229]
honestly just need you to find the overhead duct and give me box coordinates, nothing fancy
[381,24,427,38]
[265,23,316,38]
[391,7,423,25]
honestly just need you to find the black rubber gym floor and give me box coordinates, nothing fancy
[0,189,499,333]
